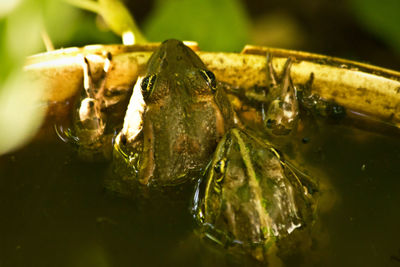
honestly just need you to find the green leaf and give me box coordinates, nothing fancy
[0,0,47,155]
[143,0,250,52]
[97,0,146,43]
[0,71,45,155]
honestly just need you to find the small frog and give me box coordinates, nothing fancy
[263,55,299,135]
[193,128,317,262]
[226,54,300,139]
[59,52,132,161]
[111,39,234,191]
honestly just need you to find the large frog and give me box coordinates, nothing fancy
[110,39,235,192]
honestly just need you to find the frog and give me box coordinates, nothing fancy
[108,39,236,192]
[262,54,299,136]
[193,128,317,262]
[61,39,321,262]
[223,53,300,140]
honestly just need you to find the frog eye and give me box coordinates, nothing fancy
[199,69,217,92]
[213,159,226,193]
[141,74,157,98]
[214,158,226,182]
[214,159,225,175]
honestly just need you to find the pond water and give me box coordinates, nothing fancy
[1,120,400,267]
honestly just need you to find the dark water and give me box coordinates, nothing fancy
[1,122,400,267]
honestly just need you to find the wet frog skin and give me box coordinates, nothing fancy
[193,128,317,262]
[112,39,233,188]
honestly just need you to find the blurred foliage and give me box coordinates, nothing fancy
[65,0,146,44]
[348,0,400,54]
[0,0,46,155]
[40,0,120,47]
[143,0,250,52]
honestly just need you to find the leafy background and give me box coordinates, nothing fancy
[0,0,399,154]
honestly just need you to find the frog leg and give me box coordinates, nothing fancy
[263,54,299,135]
[266,53,278,91]
[297,73,346,121]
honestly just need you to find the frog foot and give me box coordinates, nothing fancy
[263,54,299,135]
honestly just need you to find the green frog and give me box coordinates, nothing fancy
[193,128,317,262]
